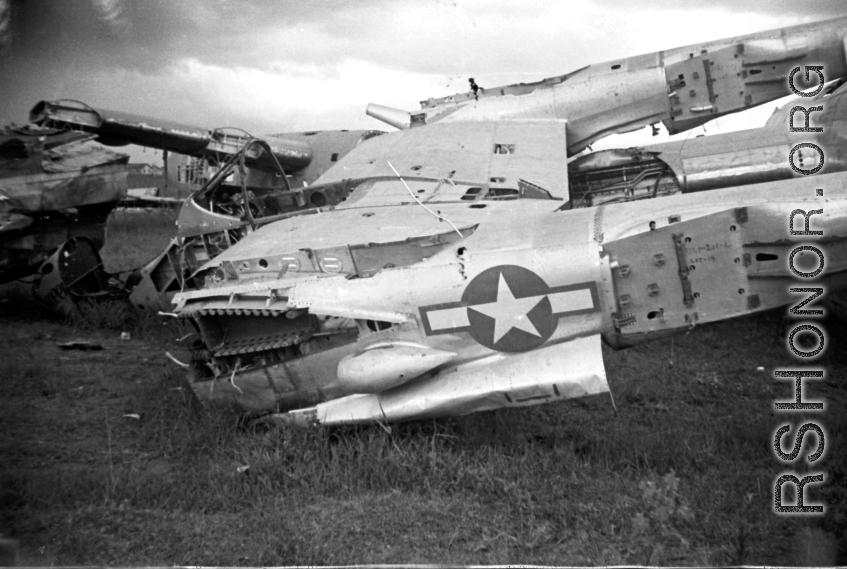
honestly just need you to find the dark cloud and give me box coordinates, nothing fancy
[0,0,393,73]
[0,0,395,124]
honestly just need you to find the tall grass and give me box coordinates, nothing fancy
[9,348,828,565]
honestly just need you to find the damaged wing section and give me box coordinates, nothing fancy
[316,120,569,203]
[274,334,608,427]
[371,17,847,155]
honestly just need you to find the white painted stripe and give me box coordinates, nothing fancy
[427,287,593,332]
[548,288,594,314]
[427,306,470,331]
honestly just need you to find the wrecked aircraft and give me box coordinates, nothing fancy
[163,17,847,424]
[25,16,847,424]
[174,174,847,425]
[29,100,385,312]
[0,124,128,313]
[29,17,847,315]
[21,76,847,316]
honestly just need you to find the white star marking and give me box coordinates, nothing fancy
[469,273,546,343]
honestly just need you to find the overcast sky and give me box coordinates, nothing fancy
[2,0,846,164]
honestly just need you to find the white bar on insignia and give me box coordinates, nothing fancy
[427,306,470,331]
[548,289,594,314]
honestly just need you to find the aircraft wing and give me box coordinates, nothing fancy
[314,119,570,204]
[275,334,608,427]
[368,17,847,155]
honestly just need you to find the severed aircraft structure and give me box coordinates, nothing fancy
[0,124,130,314]
[25,15,847,424]
[28,100,384,312]
[568,77,847,207]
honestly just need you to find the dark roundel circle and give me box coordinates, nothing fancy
[462,265,555,352]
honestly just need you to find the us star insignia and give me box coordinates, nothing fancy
[419,265,599,352]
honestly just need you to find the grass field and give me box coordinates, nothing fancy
[1,208,845,565]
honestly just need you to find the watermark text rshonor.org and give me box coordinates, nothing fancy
[773,65,829,514]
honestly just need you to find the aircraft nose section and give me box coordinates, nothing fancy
[337,342,457,393]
